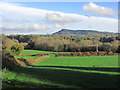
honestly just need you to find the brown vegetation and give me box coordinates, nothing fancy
[55,52,118,57]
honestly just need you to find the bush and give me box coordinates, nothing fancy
[99,43,112,52]
[10,44,24,55]
[2,37,14,51]
[1,68,9,80]
[111,46,118,53]
[117,46,120,53]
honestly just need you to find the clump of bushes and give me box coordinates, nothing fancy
[2,37,25,70]
[10,44,24,56]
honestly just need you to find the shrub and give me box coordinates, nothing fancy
[111,46,118,53]
[117,46,120,53]
[10,44,24,55]
[99,43,112,52]
[1,68,9,80]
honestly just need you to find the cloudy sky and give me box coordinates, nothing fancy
[0,2,118,34]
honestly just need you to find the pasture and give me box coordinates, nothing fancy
[21,49,71,55]
[2,50,120,89]
[21,50,52,55]
[37,56,119,67]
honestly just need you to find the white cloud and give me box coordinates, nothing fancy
[83,2,115,16]
[4,24,46,31]
[0,2,118,34]
[2,24,49,34]
[46,13,75,23]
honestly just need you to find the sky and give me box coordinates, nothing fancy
[20,2,118,19]
[0,2,118,34]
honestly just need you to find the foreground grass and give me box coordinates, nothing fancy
[2,66,119,89]
[29,66,120,75]
[2,68,71,89]
[36,56,119,68]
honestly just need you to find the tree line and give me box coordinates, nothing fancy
[2,34,119,53]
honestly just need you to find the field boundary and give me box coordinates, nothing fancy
[17,55,50,66]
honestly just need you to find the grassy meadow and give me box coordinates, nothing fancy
[37,56,119,67]
[21,50,51,55]
[2,50,120,89]
[21,49,70,55]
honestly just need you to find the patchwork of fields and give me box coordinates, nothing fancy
[3,50,120,89]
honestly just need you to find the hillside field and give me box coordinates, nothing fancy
[37,56,119,68]
[2,50,120,89]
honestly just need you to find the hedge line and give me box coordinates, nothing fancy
[55,51,118,57]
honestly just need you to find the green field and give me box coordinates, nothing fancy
[37,56,119,67]
[21,50,52,55]
[21,49,71,55]
[3,50,119,89]
[2,65,119,89]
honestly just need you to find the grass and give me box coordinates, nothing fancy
[2,66,119,89]
[29,67,120,75]
[21,50,51,55]
[21,49,71,55]
[36,56,119,68]
[2,68,77,88]
[16,56,40,59]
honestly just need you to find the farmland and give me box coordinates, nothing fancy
[2,50,120,89]
[37,56,119,67]
[21,50,52,55]
[21,49,73,54]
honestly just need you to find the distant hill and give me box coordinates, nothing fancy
[53,29,116,35]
